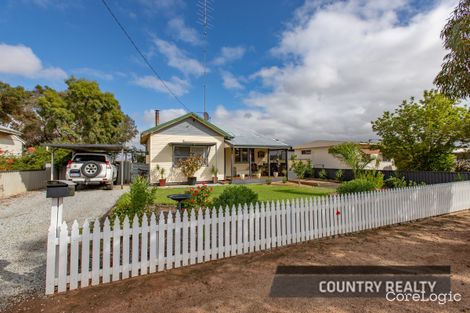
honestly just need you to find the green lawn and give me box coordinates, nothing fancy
[154,184,336,205]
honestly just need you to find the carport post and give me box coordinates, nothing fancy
[50,148,55,180]
[120,147,124,189]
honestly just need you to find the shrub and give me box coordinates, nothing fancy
[212,186,258,210]
[385,176,402,188]
[282,177,288,184]
[357,170,384,189]
[154,164,166,179]
[0,146,70,171]
[110,176,157,223]
[384,176,408,188]
[318,169,328,179]
[335,169,344,181]
[210,165,218,177]
[455,159,470,172]
[289,155,311,180]
[337,179,376,194]
[176,155,204,178]
[384,175,424,188]
[455,173,465,182]
[265,178,272,185]
[184,184,213,211]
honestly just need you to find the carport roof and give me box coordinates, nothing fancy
[43,143,128,152]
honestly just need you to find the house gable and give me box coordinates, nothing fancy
[140,112,232,144]
[158,118,220,137]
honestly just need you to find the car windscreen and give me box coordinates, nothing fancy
[73,155,107,163]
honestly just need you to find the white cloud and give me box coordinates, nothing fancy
[212,0,455,145]
[72,68,114,80]
[143,108,187,127]
[167,17,201,45]
[133,75,190,96]
[0,43,67,79]
[213,46,246,65]
[153,37,205,76]
[221,71,244,90]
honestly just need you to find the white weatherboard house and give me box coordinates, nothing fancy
[0,125,24,156]
[140,112,291,184]
[293,140,395,170]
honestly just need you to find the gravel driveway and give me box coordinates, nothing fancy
[0,187,128,310]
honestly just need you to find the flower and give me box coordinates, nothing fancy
[336,210,341,216]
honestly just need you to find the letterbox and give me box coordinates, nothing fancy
[46,180,76,198]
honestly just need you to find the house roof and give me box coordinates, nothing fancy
[225,126,290,149]
[0,125,22,136]
[294,140,348,150]
[42,143,127,152]
[140,112,233,144]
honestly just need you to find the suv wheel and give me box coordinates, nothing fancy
[81,161,102,178]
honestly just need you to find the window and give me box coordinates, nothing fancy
[301,150,311,155]
[235,148,254,163]
[269,150,286,161]
[173,145,209,166]
[73,154,107,163]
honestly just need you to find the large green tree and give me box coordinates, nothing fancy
[434,0,470,99]
[372,90,468,171]
[0,78,137,146]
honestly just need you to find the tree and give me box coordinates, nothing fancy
[328,142,372,178]
[57,77,137,144]
[36,86,77,143]
[289,155,311,183]
[0,78,138,146]
[434,0,470,99]
[372,90,468,171]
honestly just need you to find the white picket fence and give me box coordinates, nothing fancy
[45,181,470,294]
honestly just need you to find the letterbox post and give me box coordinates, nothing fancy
[46,180,75,293]
[50,197,63,235]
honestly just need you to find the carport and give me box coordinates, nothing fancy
[43,143,129,189]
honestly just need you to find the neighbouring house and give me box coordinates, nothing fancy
[293,140,395,170]
[0,125,24,156]
[454,147,470,161]
[140,111,291,184]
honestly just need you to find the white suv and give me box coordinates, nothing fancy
[66,153,117,190]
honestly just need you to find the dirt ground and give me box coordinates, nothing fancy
[5,210,470,313]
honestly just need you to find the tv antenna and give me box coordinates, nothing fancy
[197,0,214,120]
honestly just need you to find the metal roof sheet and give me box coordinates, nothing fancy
[0,125,22,136]
[42,143,127,152]
[225,126,290,148]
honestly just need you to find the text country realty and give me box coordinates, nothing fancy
[319,280,437,294]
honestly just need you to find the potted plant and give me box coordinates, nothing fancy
[273,156,280,177]
[211,165,218,183]
[155,164,166,186]
[255,166,263,179]
[176,155,204,185]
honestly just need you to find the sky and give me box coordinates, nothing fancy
[0,0,457,146]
